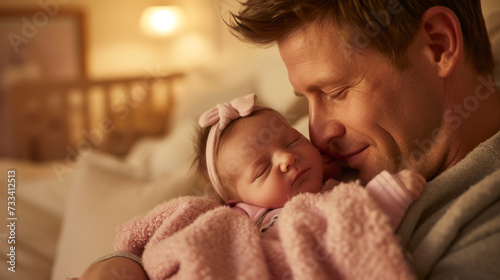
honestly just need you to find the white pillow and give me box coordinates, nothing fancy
[50,153,198,280]
[126,119,198,179]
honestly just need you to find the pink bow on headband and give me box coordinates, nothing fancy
[198,93,265,201]
[198,93,259,129]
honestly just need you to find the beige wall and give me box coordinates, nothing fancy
[2,0,497,81]
[482,0,500,18]
[0,0,265,79]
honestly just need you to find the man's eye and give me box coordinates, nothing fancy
[326,88,348,101]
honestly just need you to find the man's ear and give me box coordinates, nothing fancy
[419,6,463,77]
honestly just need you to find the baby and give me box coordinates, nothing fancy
[194,94,425,232]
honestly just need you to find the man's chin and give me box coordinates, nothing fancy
[358,165,390,185]
[339,165,359,182]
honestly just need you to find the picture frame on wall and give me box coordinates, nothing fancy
[0,9,86,84]
[0,9,86,158]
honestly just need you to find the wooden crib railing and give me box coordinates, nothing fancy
[9,73,184,161]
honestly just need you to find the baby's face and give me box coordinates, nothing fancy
[217,110,323,208]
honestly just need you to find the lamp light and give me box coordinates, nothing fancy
[140,6,184,37]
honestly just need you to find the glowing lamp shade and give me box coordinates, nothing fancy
[141,6,184,37]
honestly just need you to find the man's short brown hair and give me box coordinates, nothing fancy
[229,0,493,74]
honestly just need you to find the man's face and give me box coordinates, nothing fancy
[278,21,445,183]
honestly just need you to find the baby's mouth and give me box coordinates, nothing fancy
[291,168,309,187]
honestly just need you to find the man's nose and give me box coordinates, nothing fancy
[278,151,298,172]
[308,100,346,153]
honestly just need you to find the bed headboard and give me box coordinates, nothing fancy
[9,73,185,161]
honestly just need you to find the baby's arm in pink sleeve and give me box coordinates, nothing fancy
[365,170,426,231]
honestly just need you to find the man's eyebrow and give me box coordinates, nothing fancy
[294,86,320,96]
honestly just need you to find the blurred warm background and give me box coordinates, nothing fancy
[0,1,498,280]
[0,1,302,279]
[0,0,298,162]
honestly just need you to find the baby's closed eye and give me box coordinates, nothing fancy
[287,136,303,148]
[254,163,271,181]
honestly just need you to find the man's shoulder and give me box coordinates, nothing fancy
[398,129,500,279]
[410,169,500,278]
[400,129,500,238]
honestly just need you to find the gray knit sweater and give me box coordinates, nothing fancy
[397,130,500,279]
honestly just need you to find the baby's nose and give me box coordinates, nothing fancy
[279,152,298,172]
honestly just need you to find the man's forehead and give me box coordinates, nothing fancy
[278,21,362,93]
[278,24,318,60]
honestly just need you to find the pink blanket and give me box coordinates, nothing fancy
[115,182,416,279]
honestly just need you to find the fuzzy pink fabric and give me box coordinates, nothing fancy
[115,182,416,279]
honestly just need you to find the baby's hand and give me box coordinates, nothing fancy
[393,169,426,201]
[366,170,426,231]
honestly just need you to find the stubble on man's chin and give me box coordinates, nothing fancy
[359,156,401,185]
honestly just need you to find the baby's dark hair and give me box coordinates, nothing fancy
[192,121,240,203]
[192,125,223,202]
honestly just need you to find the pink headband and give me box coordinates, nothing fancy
[198,94,267,200]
